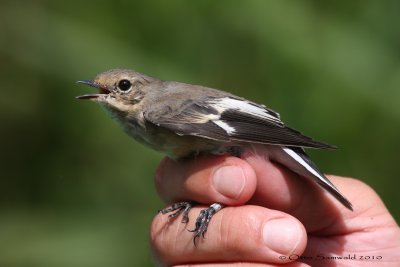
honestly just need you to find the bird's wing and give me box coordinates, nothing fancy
[144,96,335,149]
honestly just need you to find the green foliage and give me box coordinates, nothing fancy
[1,0,399,266]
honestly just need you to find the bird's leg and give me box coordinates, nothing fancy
[227,146,243,157]
[189,203,225,245]
[211,146,243,157]
[159,201,194,223]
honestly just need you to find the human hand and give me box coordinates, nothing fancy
[150,145,400,266]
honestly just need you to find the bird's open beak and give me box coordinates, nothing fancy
[76,80,111,100]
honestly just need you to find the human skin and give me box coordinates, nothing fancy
[150,145,400,266]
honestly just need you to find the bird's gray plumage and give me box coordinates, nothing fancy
[77,68,353,214]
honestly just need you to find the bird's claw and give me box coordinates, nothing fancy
[159,201,193,223]
[160,202,224,245]
[188,203,223,245]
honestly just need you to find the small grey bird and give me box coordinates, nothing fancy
[77,68,352,243]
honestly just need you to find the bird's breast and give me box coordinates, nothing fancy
[120,118,223,159]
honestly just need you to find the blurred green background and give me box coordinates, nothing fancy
[1,0,399,266]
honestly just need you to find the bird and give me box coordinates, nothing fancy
[76,68,352,243]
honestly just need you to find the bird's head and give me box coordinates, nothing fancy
[76,69,154,114]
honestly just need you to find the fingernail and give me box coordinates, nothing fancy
[263,218,301,255]
[213,166,246,199]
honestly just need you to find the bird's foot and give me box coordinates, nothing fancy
[159,201,193,223]
[189,203,224,245]
[160,202,225,245]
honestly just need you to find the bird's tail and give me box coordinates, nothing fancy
[270,146,353,210]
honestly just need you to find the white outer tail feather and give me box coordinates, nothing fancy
[268,146,352,210]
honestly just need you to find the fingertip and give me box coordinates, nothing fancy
[155,155,257,205]
[262,216,307,256]
[211,157,257,204]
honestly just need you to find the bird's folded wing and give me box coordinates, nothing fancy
[144,96,335,149]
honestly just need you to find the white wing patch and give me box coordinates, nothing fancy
[213,120,236,134]
[208,97,281,123]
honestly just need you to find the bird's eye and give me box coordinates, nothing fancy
[117,79,132,91]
